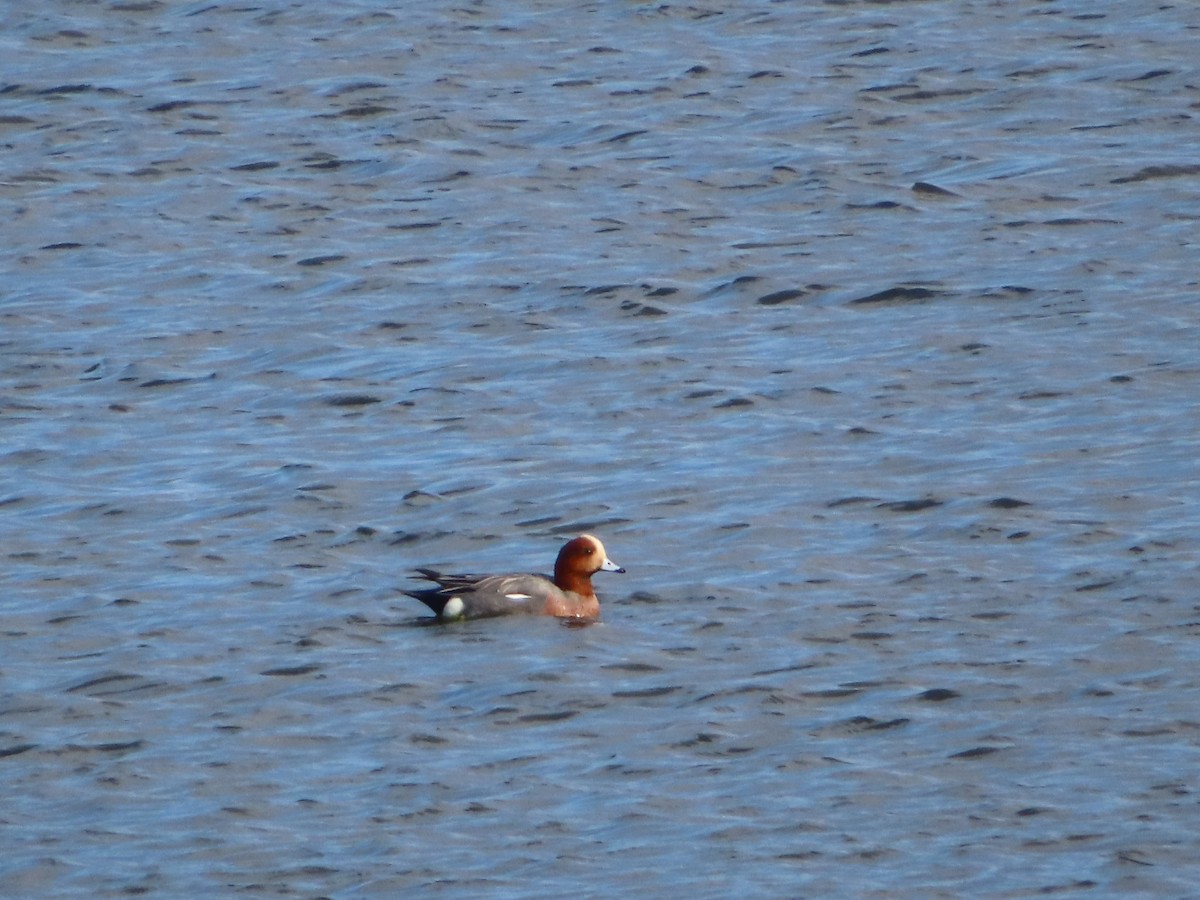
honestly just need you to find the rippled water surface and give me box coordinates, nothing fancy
[3,1,1199,896]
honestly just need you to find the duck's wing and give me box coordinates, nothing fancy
[406,571,557,618]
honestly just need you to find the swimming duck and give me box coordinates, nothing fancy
[406,534,624,621]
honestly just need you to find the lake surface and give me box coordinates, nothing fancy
[3,1,1199,896]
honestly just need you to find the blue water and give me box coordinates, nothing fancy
[3,1,1199,896]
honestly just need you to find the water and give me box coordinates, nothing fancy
[3,1,1199,896]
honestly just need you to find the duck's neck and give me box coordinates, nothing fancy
[554,566,595,598]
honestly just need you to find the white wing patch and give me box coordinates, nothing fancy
[505,593,533,602]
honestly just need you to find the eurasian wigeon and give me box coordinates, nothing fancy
[406,534,624,621]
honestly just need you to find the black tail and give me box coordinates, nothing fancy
[406,587,450,616]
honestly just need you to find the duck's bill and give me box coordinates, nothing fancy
[602,558,626,573]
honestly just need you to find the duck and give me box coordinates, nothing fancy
[406,534,624,621]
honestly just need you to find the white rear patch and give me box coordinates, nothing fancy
[505,593,532,602]
[442,596,465,620]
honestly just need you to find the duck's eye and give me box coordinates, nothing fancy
[583,546,593,555]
